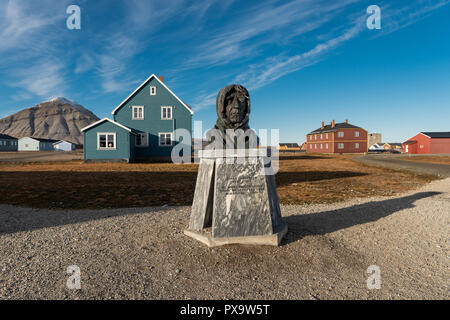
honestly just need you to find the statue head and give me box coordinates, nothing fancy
[216,84,250,130]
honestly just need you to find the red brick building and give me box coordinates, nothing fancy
[402,132,450,154]
[306,120,368,154]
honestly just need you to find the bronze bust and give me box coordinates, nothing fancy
[211,84,256,148]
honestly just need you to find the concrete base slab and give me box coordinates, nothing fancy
[184,225,288,247]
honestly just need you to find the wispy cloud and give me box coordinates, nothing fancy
[376,0,450,36]
[14,60,66,97]
[236,21,365,91]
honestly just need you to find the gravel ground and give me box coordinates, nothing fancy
[356,154,450,178]
[0,151,83,162]
[0,179,449,300]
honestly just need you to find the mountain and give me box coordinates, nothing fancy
[0,97,100,145]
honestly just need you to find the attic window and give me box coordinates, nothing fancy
[150,86,156,95]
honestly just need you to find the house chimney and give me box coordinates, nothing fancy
[345,119,348,124]
[331,120,335,128]
[321,121,324,130]
[158,76,164,83]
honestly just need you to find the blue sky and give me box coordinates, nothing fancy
[0,0,449,143]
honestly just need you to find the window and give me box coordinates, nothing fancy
[98,133,116,149]
[132,106,144,120]
[320,134,323,139]
[420,145,424,149]
[320,144,323,149]
[161,106,172,120]
[310,144,312,149]
[315,144,317,149]
[338,143,344,149]
[136,133,149,147]
[326,133,328,139]
[338,131,344,138]
[159,133,172,146]
[326,143,328,149]
[150,86,156,95]
[355,143,359,149]
[354,131,360,137]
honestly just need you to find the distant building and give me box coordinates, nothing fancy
[369,143,384,151]
[18,137,58,151]
[301,142,307,151]
[306,120,368,154]
[402,132,450,154]
[368,133,382,147]
[53,140,76,152]
[278,143,301,152]
[0,133,18,152]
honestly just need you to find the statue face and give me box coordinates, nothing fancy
[225,91,247,124]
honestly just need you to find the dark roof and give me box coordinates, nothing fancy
[0,133,16,140]
[403,140,417,145]
[279,143,300,148]
[30,137,59,143]
[421,132,450,139]
[309,122,362,134]
[388,143,402,146]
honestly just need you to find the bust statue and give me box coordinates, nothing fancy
[215,84,250,131]
[211,84,256,148]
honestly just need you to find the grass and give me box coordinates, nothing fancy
[0,154,437,209]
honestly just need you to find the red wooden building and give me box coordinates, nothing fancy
[402,132,450,154]
[306,120,368,154]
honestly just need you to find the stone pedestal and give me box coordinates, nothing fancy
[185,149,287,247]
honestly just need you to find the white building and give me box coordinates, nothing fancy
[18,137,58,151]
[53,140,76,152]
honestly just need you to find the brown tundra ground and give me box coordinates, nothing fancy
[0,153,437,209]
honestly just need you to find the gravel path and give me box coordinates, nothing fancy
[0,151,83,162]
[0,178,449,300]
[356,154,450,178]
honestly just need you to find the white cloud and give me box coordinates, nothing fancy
[14,60,66,97]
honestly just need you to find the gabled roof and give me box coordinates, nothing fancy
[0,133,16,140]
[308,122,363,134]
[27,137,59,143]
[80,118,136,134]
[403,140,417,145]
[111,74,194,115]
[420,132,450,139]
[53,140,76,145]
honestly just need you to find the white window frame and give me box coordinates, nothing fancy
[355,143,359,149]
[135,132,149,147]
[354,131,360,137]
[338,131,344,138]
[132,106,144,120]
[326,143,329,149]
[159,132,173,147]
[150,86,156,96]
[338,143,344,149]
[97,132,117,150]
[326,133,328,139]
[320,144,323,149]
[161,106,173,120]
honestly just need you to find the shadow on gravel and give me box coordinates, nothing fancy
[0,206,174,235]
[282,191,441,245]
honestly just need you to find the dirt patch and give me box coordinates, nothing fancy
[0,155,437,209]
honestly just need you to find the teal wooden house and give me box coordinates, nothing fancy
[81,74,193,162]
